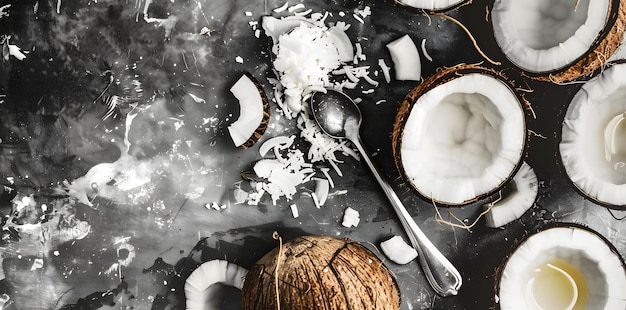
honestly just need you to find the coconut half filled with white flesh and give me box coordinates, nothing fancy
[491,0,626,83]
[393,0,470,13]
[392,65,527,206]
[560,62,626,207]
[496,223,626,310]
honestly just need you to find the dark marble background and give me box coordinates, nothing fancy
[0,0,624,309]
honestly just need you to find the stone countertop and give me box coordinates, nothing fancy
[0,0,624,309]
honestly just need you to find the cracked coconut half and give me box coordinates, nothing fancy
[559,61,626,207]
[491,0,626,83]
[392,64,527,206]
[496,223,626,310]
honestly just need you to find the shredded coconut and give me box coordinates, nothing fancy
[235,6,379,208]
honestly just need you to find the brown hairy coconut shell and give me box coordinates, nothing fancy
[491,0,626,83]
[241,235,400,310]
[392,64,529,206]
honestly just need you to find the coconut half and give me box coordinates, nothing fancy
[392,64,527,206]
[496,223,626,310]
[560,62,626,207]
[393,0,470,13]
[184,259,248,310]
[484,161,539,228]
[491,0,626,82]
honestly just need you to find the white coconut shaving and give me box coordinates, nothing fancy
[261,8,378,117]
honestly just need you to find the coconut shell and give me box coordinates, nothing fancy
[391,64,530,206]
[509,0,626,83]
[241,235,400,310]
[238,72,271,149]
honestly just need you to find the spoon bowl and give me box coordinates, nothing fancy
[311,90,362,139]
[310,89,463,297]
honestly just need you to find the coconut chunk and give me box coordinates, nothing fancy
[290,204,299,218]
[341,207,360,227]
[386,34,422,81]
[227,73,270,148]
[380,235,418,265]
[328,25,354,63]
[484,162,539,228]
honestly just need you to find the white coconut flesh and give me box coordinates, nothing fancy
[492,0,610,73]
[485,162,538,228]
[400,74,525,205]
[228,74,266,147]
[184,259,248,310]
[560,63,626,206]
[498,226,626,310]
[395,0,465,11]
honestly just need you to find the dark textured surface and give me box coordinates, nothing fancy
[0,0,624,309]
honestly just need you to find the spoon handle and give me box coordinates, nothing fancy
[352,137,463,297]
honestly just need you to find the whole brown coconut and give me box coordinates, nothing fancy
[241,235,400,310]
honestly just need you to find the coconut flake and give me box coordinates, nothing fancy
[259,135,295,157]
[273,2,289,13]
[288,3,305,12]
[421,38,433,62]
[378,59,391,83]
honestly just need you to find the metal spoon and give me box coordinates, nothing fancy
[310,89,463,297]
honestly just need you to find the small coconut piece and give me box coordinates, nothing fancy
[313,177,330,206]
[184,259,248,310]
[380,235,418,265]
[261,15,315,44]
[491,0,626,83]
[392,64,527,206]
[496,223,626,310]
[290,204,299,218]
[341,207,360,228]
[241,235,400,310]
[386,34,422,81]
[559,62,626,207]
[328,26,354,63]
[484,162,538,228]
[393,0,470,14]
[228,73,271,148]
